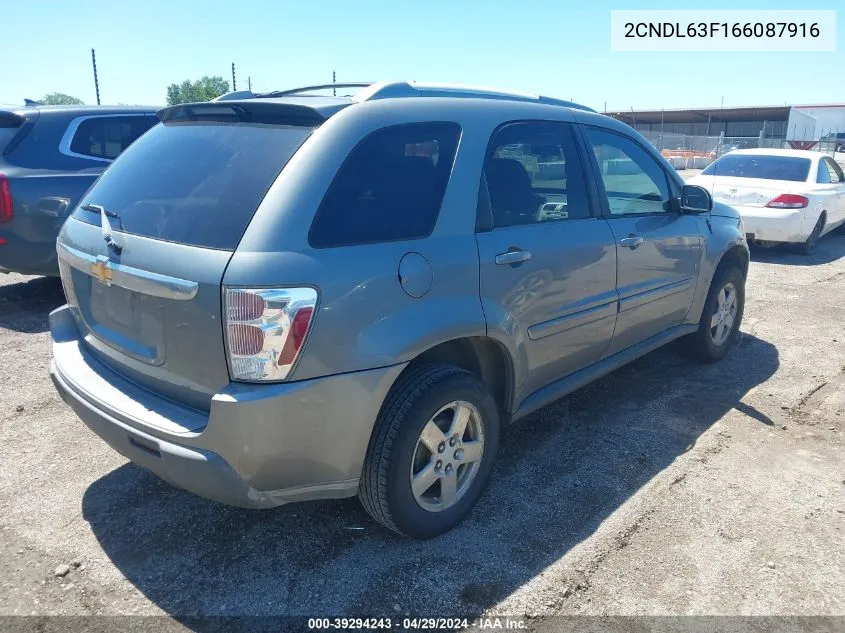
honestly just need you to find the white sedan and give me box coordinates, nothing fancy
[690,149,845,254]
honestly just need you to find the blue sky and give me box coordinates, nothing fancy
[2,0,842,111]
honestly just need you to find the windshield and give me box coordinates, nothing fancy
[72,121,314,250]
[701,154,811,182]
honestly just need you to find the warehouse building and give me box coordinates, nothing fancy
[608,104,845,143]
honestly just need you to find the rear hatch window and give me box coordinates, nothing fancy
[72,119,314,249]
[702,154,811,182]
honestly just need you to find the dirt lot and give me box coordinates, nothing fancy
[1,233,844,626]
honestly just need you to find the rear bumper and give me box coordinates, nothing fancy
[50,363,269,507]
[731,205,813,244]
[49,304,406,508]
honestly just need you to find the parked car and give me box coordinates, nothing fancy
[690,148,845,254]
[820,132,845,153]
[49,82,749,538]
[0,103,158,276]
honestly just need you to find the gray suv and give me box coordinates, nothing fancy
[49,82,749,538]
[0,104,158,276]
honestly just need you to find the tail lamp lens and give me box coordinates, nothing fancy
[226,290,265,321]
[227,323,265,356]
[224,287,318,382]
[0,174,12,223]
[766,194,809,209]
[277,306,314,366]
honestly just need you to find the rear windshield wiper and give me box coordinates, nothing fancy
[81,204,123,253]
[81,203,119,218]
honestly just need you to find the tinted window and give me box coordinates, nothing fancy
[586,127,671,216]
[69,115,157,159]
[309,123,460,248]
[701,154,811,182]
[484,122,590,228]
[73,121,313,250]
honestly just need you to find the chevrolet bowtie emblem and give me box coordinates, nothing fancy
[90,258,113,285]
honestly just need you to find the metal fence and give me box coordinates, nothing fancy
[635,131,839,170]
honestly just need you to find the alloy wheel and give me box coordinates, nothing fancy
[410,401,485,512]
[710,282,738,346]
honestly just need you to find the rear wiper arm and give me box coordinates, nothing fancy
[81,203,119,218]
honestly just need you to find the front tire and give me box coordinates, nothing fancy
[683,265,745,363]
[358,364,500,538]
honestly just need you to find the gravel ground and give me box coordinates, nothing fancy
[1,232,844,627]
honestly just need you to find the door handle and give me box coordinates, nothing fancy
[36,197,70,218]
[620,234,644,249]
[495,250,532,265]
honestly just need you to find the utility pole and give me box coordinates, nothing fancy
[248,76,252,92]
[232,62,237,91]
[91,48,101,105]
[333,71,336,96]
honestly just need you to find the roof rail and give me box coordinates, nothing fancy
[213,90,258,101]
[226,81,595,112]
[353,82,596,112]
[256,83,374,98]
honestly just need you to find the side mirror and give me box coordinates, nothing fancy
[680,184,712,214]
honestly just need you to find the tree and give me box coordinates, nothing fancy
[165,76,230,105]
[40,92,84,105]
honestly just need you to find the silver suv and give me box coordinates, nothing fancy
[49,82,749,538]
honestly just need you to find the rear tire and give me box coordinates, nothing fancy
[797,213,825,255]
[358,364,500,538]
[683,265,745,363]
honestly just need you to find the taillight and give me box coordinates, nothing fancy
[766,194,808,209]
[0,174,12,223]
[224,287,318,382]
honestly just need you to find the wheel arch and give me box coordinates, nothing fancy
[714,243,750,279]
[384,336,517,422]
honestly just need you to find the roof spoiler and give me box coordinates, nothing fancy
[156,101,328,126]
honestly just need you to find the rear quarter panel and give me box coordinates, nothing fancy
[1,166,101,275]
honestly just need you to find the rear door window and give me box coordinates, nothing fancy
[72,121,314,250]
[68,115,158,160]
[309,122,461,248]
